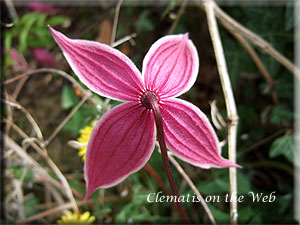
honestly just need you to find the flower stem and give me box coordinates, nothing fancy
[144,92,190,224]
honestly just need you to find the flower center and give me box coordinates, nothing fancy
[141,91,159,109]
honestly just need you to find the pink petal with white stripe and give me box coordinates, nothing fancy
[160,98,241,169]
[142,34,199,99]
[84,102,155,199]
[49,26,145,102]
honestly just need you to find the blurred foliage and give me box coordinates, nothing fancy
[3,1,296,224]
[4,11,69,72]
[270,133,294,163]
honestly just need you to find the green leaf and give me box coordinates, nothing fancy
[269,134,294,163]
[28,28,54,48]
[237,171,251,194]
[270,104,293,126]
[62,107,92,135]
[239,206,262,224]
[35,13,47,27]
[18,12,43,54]
[47,16,70,27]
[208,205,230,223]
[198,170,251,195]
[61,85,79,109]
[136,11,156,32]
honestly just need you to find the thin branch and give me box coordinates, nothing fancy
[4,119,79,213]
[43,91,91,147]
[112,33,137,48]
[21,196,129,224]
[5,95,44,140]
[4,88,14,136]
[3,68,99,107]
[111,0,123,45]
[168,0,188,35]
[194,0,300,80]
[7,76,30,135]
[231,32,279,104]
[168,153,217,225]
[240,129,286,156]
[204,1,239,224]
[12,76,29,100]
[210,100,226,130]
[211,3,300,81]
[4,135,64,199]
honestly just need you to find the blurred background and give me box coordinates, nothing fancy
[2,0,296,224]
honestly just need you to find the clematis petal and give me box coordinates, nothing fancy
[160,98,241,168]
[49,26,145,101]
[84,102,155,199]
[142,34,199,99]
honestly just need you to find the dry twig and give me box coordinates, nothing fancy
[204,1,239,224]
[111,0,124,45]
[4,120,79,213]
[168,153,217,225]
[5,95,44,140]
[4,135,65,207]
[3,68,99,107]
[194,0,299,80]
[168,0,188,35]
[212,3,300,80]
[231,32,279,104]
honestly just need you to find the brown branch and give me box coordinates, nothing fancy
[5,95,44,140]
[241,129,286,156]
[3,118,79,213]
[194,1,300,80]
[3,68,99,107]
[213,3,300,80]
[231,32,279,104]
[4,134,65,201]
[168,153,217,225]
[168,0,188,35]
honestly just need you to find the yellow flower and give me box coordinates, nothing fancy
[57,211,95,224]
[77,121,96,161]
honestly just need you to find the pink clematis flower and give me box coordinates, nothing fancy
[49,26,240,199]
